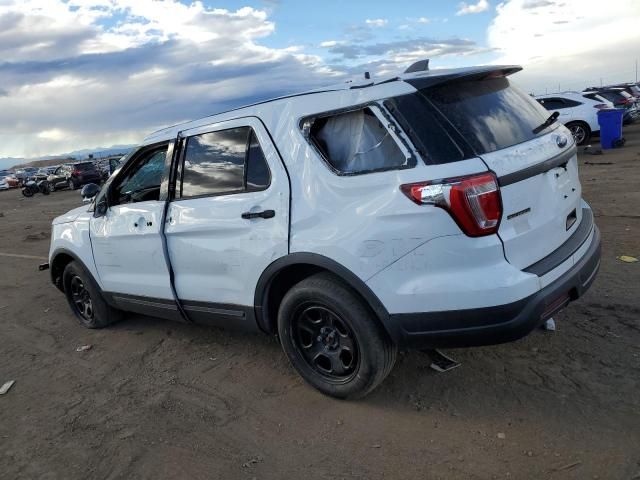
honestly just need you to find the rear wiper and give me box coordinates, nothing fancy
[532,111,559,134]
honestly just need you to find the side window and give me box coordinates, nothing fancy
[179,126,271,198]
[538,98,566,110]
[246,130,270,190]
[111,147,167,205]
[305,107,408,174]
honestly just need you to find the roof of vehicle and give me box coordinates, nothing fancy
[143,63,522,144]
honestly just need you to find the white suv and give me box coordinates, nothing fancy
[535,91,613,145]
[45,63,601,399]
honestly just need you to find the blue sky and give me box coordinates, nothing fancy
[0,0,638,162]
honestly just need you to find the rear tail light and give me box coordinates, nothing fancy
[400,172,502,237]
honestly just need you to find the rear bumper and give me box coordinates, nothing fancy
[386,225,601,349]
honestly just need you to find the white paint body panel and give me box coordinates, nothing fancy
[480,128,582,270]
[90,201,172,299]
[165,117,290,305]
[49,211,103,288]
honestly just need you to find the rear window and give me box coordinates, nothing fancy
[75,163,96,171]
[423,77,552,155]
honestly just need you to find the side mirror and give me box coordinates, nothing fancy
[81,183,101,202]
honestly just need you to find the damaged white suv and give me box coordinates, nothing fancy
[45,62,601,399]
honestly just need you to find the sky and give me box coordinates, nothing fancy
[1,0,639,161]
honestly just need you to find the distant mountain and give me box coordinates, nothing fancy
[0,144,136,170]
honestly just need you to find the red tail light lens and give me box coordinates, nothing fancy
[400,172,502,237]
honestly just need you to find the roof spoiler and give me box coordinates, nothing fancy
[405,65,523,90]
[404,59,429,74]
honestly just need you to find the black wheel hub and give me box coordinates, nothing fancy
[70,275,93,321]
[292,305,358,380]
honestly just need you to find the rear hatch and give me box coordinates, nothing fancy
[400,70,583,271]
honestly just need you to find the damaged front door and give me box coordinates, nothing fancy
[90,144,174,306]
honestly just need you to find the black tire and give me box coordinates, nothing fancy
[277,272,397,399]
[566,121,591,146]
[62,261,122,328]
[47,182,55,193]
[41,183,50,195]
[68,179,77,190]
[21,188,33,197]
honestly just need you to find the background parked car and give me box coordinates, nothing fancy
[583,89,640,125]
[46,162,102,191]
[0,175,10,190]
[14,167,39,185]
[535,91,612,145]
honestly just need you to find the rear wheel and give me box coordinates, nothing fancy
[47,182,55,193]
[566,121,591,146]
[277,272,396,399]
[62,261,122,328]
[21,187,33,197]
[68,179,77,190]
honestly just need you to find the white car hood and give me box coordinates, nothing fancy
[52,205,91,225]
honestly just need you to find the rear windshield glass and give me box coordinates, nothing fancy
[423,77,552,155]
[75,163,95,171]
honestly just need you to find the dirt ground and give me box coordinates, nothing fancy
[1,126,639,480]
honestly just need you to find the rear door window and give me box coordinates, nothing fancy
[178,126,271,198]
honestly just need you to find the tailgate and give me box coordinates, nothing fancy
[480,130,582,270]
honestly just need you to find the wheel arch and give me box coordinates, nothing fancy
[50,248,94,292]
[254,252,390,336]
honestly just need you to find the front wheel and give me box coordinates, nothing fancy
[62,261,123,328]
[47,182,55,193]
[278,272,397,399]
[21,187,33,197]
[566,121,591,146]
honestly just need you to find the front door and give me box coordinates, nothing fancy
[90,144,174,305]
[165,118,290,327]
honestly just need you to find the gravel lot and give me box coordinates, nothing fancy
[1,126,639,479]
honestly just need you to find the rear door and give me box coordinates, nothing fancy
[409,74,583,270]
[165,117,289,324]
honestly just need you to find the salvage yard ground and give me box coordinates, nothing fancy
[1,126,639,479]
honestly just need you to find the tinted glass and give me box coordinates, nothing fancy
[538,98,566,110]
[182,127,248,198]
[385,95,464,164]
[246,131,270,189]
[115,148,166,203]
[423,77,551,154]
[75,163,95,171]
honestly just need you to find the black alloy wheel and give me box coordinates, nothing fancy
[69,275,94,321]
[292,304,359,381]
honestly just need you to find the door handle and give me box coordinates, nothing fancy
[241,210,275,220]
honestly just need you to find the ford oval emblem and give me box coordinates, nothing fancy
[556,134,568,148]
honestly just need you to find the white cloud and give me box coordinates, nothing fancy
[488,0,640,93]
[319,40,341,48]
[365,18,388,27]
[0,0,344,157]
[456,0,490,15]
[417,17,431,24]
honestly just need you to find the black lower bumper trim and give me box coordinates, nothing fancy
[386,226,601,349]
